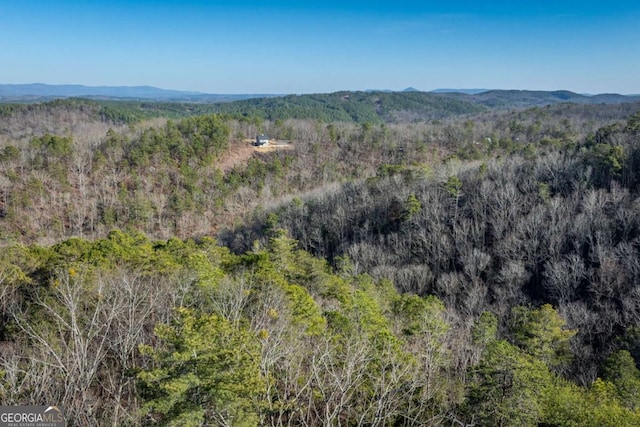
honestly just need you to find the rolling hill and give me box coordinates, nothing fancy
[3,84,640,125]
[441,89,640,108]
[208,89,640,123]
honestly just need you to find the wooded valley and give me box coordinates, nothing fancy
[1,93,640,425]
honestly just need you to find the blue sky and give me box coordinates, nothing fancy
[1,1,639,94]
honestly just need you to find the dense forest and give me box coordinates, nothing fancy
[1,93,640,425]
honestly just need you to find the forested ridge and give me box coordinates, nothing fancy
[1,96,640,425]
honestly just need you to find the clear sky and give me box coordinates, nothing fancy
[1,1,639,94]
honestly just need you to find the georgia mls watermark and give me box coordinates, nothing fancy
[0,406,65,427]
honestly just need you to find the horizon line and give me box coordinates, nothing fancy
[1,82,639,97]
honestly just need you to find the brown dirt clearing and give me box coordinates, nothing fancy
[216,139,294,172]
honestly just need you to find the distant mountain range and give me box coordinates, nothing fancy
[0,83,275,102]
[365,88,485,94]
[203,89,640,124]
[441,89,640,108]
[431,88,490,94]
[1,84,639,125]
[2,84,639,107]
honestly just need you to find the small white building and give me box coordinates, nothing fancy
[255,134,270,146]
